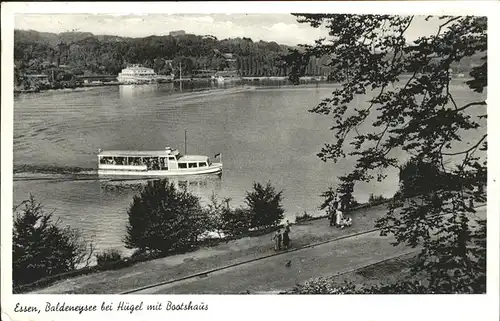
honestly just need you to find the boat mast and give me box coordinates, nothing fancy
[184,129,187,155]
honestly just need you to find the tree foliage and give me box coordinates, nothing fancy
[245,182,285,229]
[288,14,487,293]
[398,159,448,197]
[124,180,208,254]
[12,196,95,286]
[204,194,251,238]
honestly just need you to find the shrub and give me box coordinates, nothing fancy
[295,211,314,223]
[204,193,251,238]
[12,196,95,286]
[289,278,433,294]
[245,182,284,229]
[368,194,386,206]
[124,180,207,254]
[96,249,122,267]
[290,274,486,295]
[221,207,251,237]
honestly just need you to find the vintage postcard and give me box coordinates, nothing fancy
[1,1,499,321]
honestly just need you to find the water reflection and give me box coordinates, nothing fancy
[99,174,223,203]
[119,83,167,99]
[116,78,317,100]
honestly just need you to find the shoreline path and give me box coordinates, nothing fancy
[30,204,486,294]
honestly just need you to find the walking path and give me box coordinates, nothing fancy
[133,230,416,294]
[30,203,486,294]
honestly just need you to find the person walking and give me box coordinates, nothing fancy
[273,229,282,252]
[284,220,291,234]
[282,221,291,249]
[335,207,352,229]
[329,200,338,227]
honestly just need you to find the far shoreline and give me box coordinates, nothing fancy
[13,74,473,96]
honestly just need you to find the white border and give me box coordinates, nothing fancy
[2,2,499,321]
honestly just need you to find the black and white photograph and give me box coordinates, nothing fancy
[1,1,499,321]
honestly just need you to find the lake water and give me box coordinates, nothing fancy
[13,81,486,254]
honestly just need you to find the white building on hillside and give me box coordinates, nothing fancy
[117,65,159,84]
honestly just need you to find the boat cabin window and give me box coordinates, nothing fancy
[188,163,198,168]
[178,163,187,169]
[141,157,160,170]
[198,162,207,167]
[168,157,176,161]
[128,157,142,165]
[100,156,116,164]
[114,157,126,165]
[159,157,168,170]
[152,158,161,170]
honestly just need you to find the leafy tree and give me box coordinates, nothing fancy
[12,196,95,286]
[222,208,252,236]
[245,182,284,229]
[124,180,207,254]
[398,159,450,197]
[204,193,230,238]
[281,49,311,84]
[287,14,487,293]
[205,193,251,238]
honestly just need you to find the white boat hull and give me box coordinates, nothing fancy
[98,163,222,177]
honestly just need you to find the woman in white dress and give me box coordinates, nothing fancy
[335,208,352,229]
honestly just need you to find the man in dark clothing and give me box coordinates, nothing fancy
[282,222,291,249]
[329,200,339,227]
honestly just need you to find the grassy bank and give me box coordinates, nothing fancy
[25,203,391,294]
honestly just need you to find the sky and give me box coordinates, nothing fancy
[14,14,444,46]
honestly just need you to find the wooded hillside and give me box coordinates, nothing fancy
[14,30,328,77]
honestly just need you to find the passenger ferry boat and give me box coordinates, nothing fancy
[97,147,222,177]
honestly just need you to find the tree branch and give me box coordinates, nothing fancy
[401,16,415,35]
[455,101,487,113]
[436,16,461,37]
[442,134,487,156]
[448,93,459,110]
[375,124,390,151]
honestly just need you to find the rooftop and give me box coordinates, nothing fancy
[123,65,154,71]
[98,149,180,157]
[178,155,208,162]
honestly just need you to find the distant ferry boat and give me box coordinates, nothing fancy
[117,65,173,84]
[97,147,222,176]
